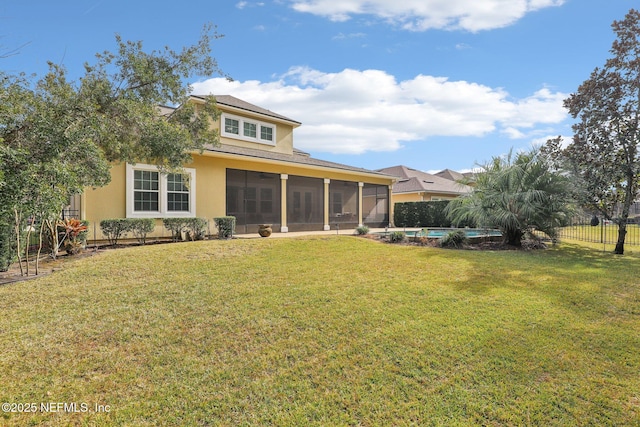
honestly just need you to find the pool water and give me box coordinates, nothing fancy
[377,228,502,238]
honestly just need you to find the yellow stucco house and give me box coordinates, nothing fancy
[76,95,395,238]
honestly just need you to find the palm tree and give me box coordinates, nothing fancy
[446,149,573,247]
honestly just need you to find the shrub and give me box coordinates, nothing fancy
[0,217,16,272]
[522,233,548,250]
[59,219,89,254]
[184,217,207,241]
[440,230,468,248]
[100,219,131,246]
[162,218,187,242]
[388,231,406,243]
[394,201,475,228]
[129,218,155,245]
[411,228,428,243]
[214,216,236,239]
[355,225,369,235]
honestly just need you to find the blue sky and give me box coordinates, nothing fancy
[1,1,635,173]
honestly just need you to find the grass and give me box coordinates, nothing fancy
[559,223,640,247]
[1,236,639,426]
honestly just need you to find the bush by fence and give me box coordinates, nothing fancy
[394,201,475,228]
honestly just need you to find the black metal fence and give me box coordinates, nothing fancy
[556,215,640,246]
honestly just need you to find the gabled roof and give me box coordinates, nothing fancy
[435,168,465,182]
[435,168,476,183]
[376,165,471,195]
[191,94,301,127]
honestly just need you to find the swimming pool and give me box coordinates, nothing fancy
[376,228,502,238]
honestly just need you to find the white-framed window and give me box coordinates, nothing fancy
[224,117,239,135]
[243,122,257,138]
[221,113,276,146]
[126,163,196,218]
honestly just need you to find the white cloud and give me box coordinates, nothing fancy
[503,127,526,139]
[332,32,367,40]
[287,0,566,32]
[509,88,567,127]
[531,134,571,149]
[236,1,265,9]
[191,67,568,155]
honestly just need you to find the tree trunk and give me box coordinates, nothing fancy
[14,208,24,276]
[614,222,627,255]
[614,170,635,255]
[504,229,523,247]
[36,219,45,275]
[45,219,59,260]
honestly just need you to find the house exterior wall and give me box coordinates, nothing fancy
[391,192,459,203]
[83,152,393,239]
[215,117,295,155]
[392,192,422,203]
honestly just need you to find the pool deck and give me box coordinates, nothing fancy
[234,227,424,239]
[233,227,503,240]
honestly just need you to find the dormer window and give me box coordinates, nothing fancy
[244,122,257,138]
[260,125,273,142]
[225,117,239,135]
[222,113,276,146]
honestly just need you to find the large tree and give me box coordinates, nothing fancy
[446,148,573,247]
[545,9,640,254]
[0,24,226,270]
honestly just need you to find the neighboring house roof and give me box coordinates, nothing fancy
[205,143,395,179]
[435,168,476,184]
[376,165,471,195]
[191,94,302,126]
[435,168,465,182]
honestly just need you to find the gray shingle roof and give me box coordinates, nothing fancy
[205,143,395,178]
[191,95,301,125]
[435,168,476,183]
[376,165,471,195]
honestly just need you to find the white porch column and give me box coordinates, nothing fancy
[388,184,394,227]
[280,174,288,233]
[323,178,331,231]
[358,182,364,227]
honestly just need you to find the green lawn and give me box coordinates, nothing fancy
[559,223,640,247]
[1,237,639,426]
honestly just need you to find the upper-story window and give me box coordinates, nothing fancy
[222,113,276,146]
[225,117,239,135]
[260,125,273,142]
[244,122,256,138]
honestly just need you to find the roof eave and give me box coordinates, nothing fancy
[189,95,302,128]
[195,149,395,181]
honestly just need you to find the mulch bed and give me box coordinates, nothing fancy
[358,233,547,251]
[0,249,106,286]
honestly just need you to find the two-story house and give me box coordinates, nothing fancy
[76,95,395,237]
